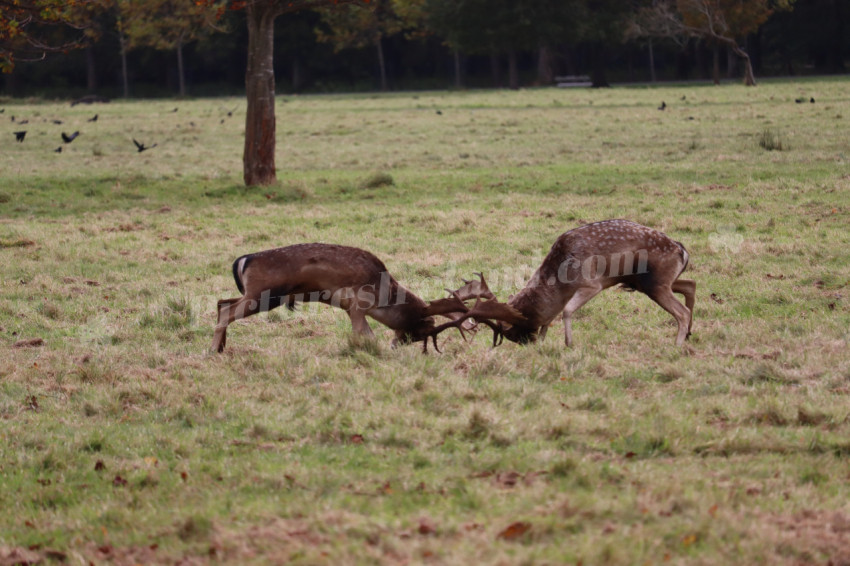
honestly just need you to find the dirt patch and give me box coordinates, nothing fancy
[759,510,850,564]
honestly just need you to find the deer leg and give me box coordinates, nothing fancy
[672,279,696,335]
[538,323,549,342]
[211,296,262,353]
[645,286,691,346]
[561,286,604,347]
[346,309,375,339]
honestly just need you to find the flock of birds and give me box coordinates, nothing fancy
[5,104,158,154]
[656,94,815,112]
[3,96,242,155]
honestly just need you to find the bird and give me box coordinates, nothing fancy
[54,146,62,153]
[14,131,26,142]
[658,101,666,111]
[88,114,98,122]
[133,138,157,153]
[795,97,806,104]
[52,119,63,125]
[810,97,815,103]
[61,131,80,143]
[435,110,442,115]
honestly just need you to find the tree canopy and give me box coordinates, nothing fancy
[1,0,111,72]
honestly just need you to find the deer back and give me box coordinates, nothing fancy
[236,243,389,298]
[508,220,689,328]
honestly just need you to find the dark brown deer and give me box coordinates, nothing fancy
[454,220,696,346]
[210,243,521,353]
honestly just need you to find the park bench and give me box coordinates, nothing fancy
[555,75,592,88]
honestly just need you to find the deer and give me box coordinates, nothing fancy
[452,220,696,347]
[210,243,523,353]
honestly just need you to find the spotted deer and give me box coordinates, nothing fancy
[454,220,696,346]
[210,243,522,353]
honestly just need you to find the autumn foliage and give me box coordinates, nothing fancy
[0,0,112,72]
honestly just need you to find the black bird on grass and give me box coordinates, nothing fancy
[52,119,63,125]
[54,146,62,153]
[133,138,157,153]
[14,131,26,142]
[658,101,667,111]
[61,131,80,143]
[88,114,98,122]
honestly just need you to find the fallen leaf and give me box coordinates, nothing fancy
[495,471,521,488]
[682,533,697,546]
[418,518,436,535]
[496,521,531,541]
[708,504,718,517]
[349,434,364,444]
[45,549,67,561]
[94,460,106,472]
[624,451,637,459]
[180,471,188,481]
[112,475,127,487]
[710,293,724,304]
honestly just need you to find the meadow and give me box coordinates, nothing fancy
[1,78,849,565]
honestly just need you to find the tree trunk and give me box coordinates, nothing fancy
[120,34,130,98]
[589,43,609,88]
[489,52,501,88]
[243,3,278,187]
[453,49,463,89]
[86,47,97,93]
[376,37,388,91]
[507,49,519,90]
[648,39,656,83]
[730,43,756,86]
[712,43,720,84]
[291,57,303,92]
[176,38,186,97]
[537,46,553,85]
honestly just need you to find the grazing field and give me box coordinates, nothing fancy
[1,78,849,565]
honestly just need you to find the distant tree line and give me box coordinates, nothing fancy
[2,0,848,99]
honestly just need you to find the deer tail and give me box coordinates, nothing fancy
[232,255,251,295]
[675,241,690,277]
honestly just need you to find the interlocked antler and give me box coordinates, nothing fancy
[424,288,526,353]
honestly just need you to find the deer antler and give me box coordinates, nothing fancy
[424,292,526,353]
[451,272,495,302]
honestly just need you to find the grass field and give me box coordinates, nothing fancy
[1,78,850,565]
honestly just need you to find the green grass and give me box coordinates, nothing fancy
[2,80,850,564]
